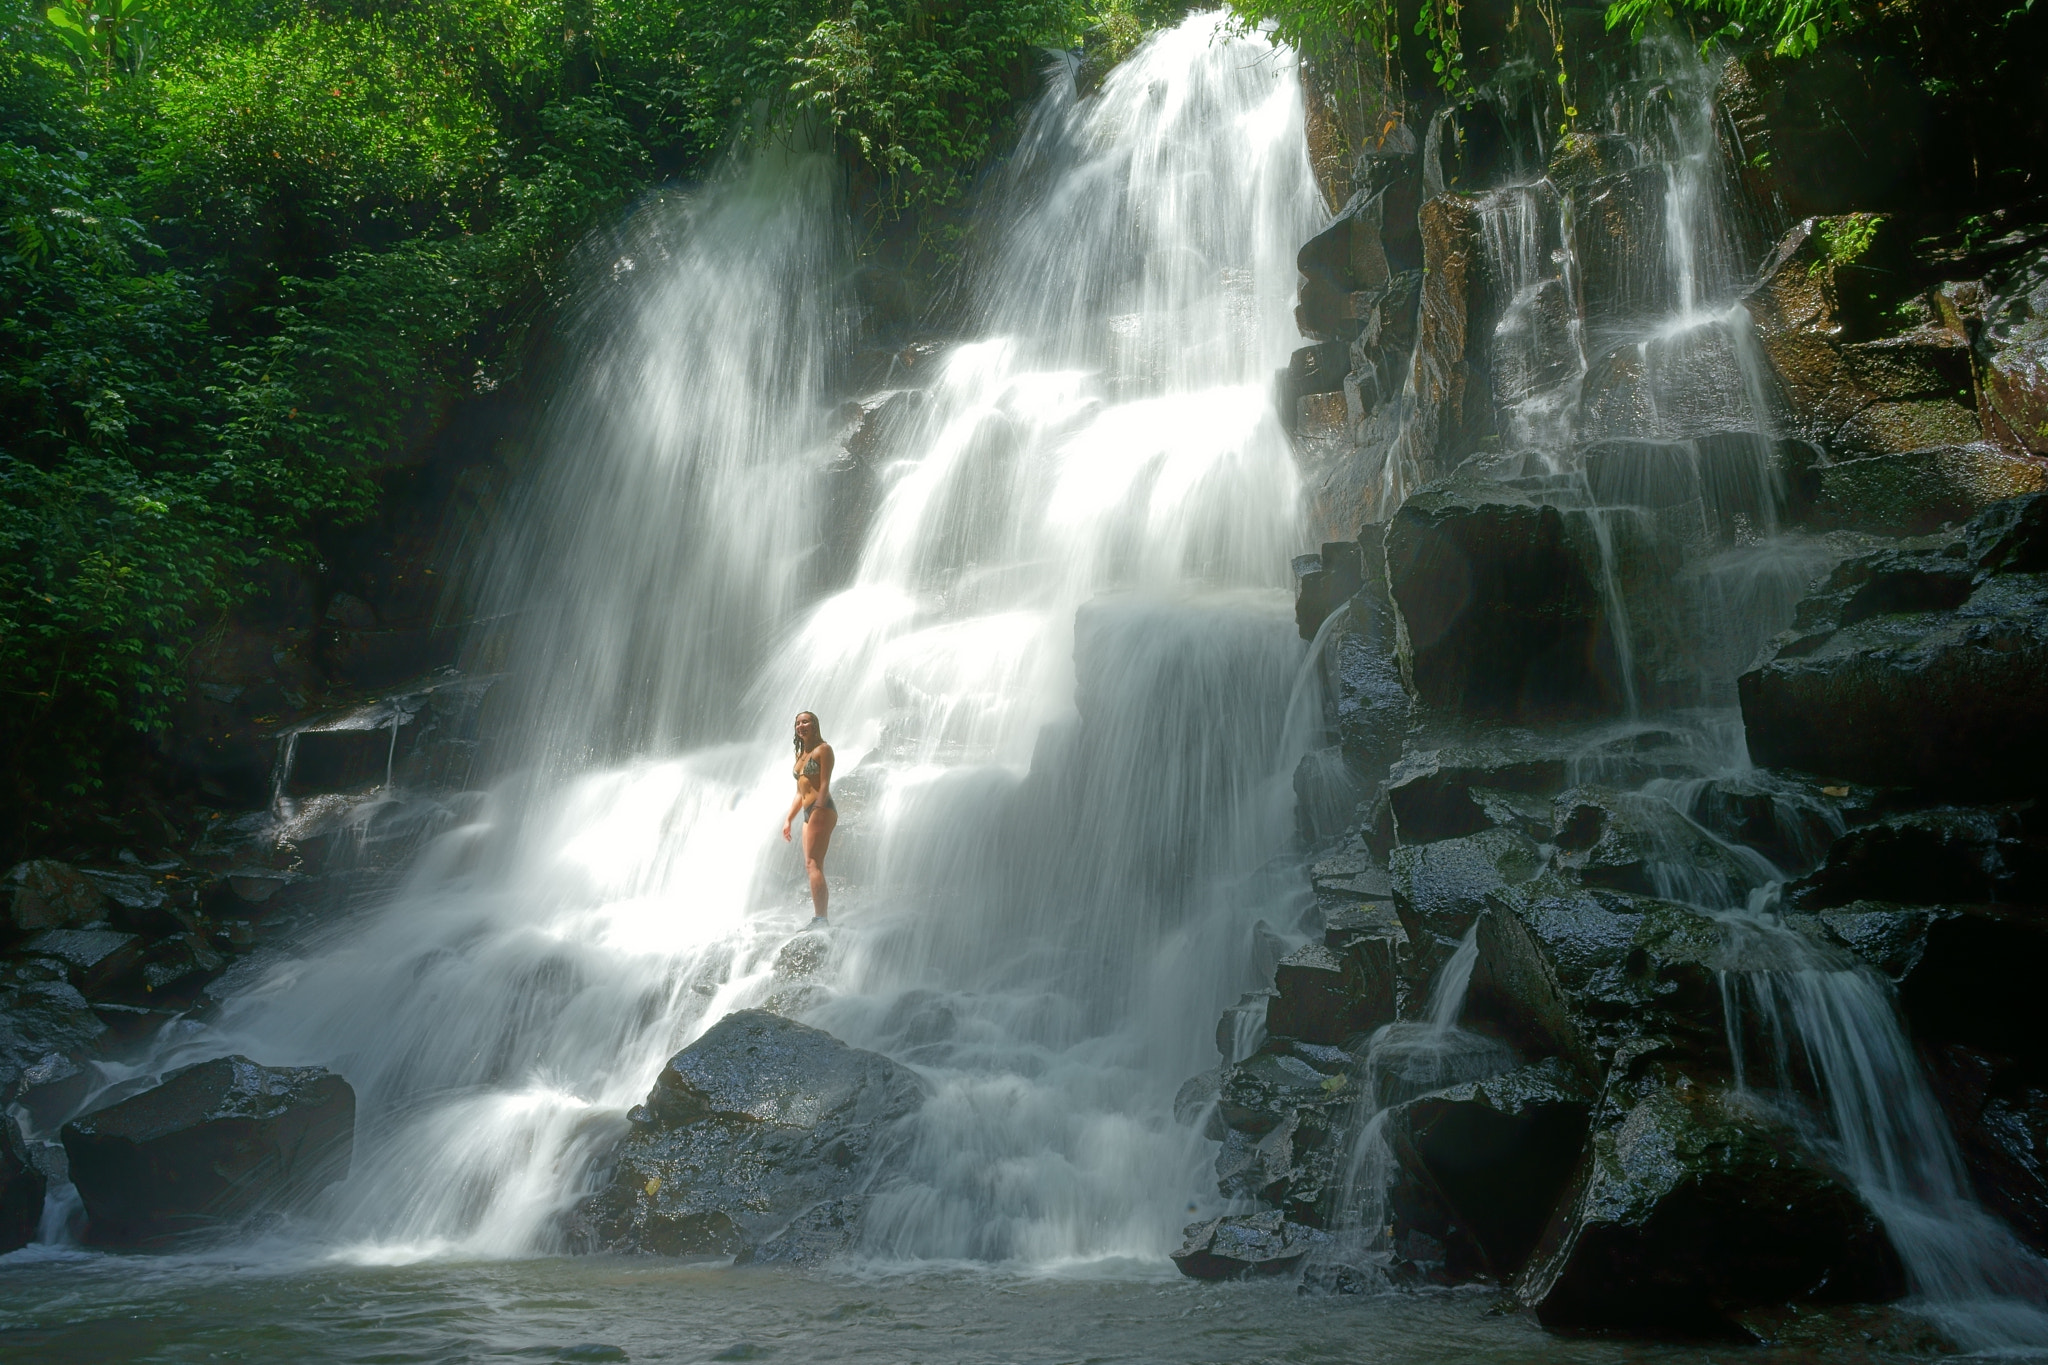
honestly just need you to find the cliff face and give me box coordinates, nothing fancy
[1188,10,2048,1342]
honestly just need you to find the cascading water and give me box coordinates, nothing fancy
[1324,29,2048,1348]
[30,12,1329,1270]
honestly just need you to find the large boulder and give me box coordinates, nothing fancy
[1385,476,1637,718]
[1791,805,2045,909]
[63,1055,355,1246]
[1516,1082,1906,1331]
[1211,1042,1354,1222]
[1740,494,2048,797]
[1809,898,2048,1250]
[0,1113,45,1252]
[1172,1210,1328,1280]
[0,961,107,1102]
[1462,893,1729,1082]
[1979,241,2048,456]
[4,860,105,938]
[1811,444,2046,535]
[1390,826,1547,959]
[1265,929,1398,1049]
[1383,1057,1592,1280]
[581,1010,924,1259]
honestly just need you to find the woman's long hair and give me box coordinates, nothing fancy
[793,711,822,759]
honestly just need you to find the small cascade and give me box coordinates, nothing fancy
[1277,19,2048,1348]
[1312,927,1513,1285]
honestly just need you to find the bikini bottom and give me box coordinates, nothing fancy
[801,794,837,824]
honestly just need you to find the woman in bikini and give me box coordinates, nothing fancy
[781,711,836,922]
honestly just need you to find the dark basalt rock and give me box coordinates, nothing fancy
[0,965,108,1101]
[1515,1083,1906,1332]
[1811,444,2045,535]
[1384,1057,1593,1279]
[0,1112,45,1253]
[1385,476,1633,719]
[1215,1047,1350,1138]
[1550,787,1762,904]
[1293,541,1362,641]
[1740,495,2048,797]
[1266,936,1397,1048]
[1463,893,1730,1082]
[22,928,142,999]
[1210,1041,1355,1220]
[1385,732,1569,845]
[4,860,106,938]
[583,1010,924,1259]
[62,1055,355,1246]
[1172,1210,1328,1279]
[1389,826,1547,958]
[1791,805,2045,909]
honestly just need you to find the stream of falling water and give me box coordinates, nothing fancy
[28,12,1327,1272]
[1335,31,2048,1350]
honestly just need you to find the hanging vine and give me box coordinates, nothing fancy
[1414,0,1468,95]
[1528,0,1577,135]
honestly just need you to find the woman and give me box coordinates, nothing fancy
[781,711,836,922]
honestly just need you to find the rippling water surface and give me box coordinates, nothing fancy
[0,1253,1817,1364]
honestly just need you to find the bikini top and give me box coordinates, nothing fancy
[796,755,821,779]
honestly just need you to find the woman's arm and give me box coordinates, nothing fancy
[816,744,834,805]
[781,786,803,841]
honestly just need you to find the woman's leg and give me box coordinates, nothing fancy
[801,807,837,918]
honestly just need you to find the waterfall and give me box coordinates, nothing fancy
[39,12,1328,1268]
[1298,28,2048,1345]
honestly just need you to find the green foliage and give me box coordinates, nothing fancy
[2,0,1163,841]
[1603,0,1862,58]
[1812,212,1883,268]
[792,0,1077,214]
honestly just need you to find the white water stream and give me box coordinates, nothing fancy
[40,13,1328,1271]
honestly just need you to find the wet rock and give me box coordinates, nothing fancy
[1920,1043,2048,1254]
[1726,1301,1960,1352]
[1293,745,1370,849]
[0,966,106,1101]
[1330,560,1412,777]
[1294,542,1363,640]
[63,1055,355,1246]
[1265,938,1395,1048]
[1381,196,1493,505]
[736,1195,866,1266]
[1384,731,1569,844]
[1515,1083,1906,1331]
[80,869,180,937]
[1980,242,2048,456]
[1811,444,2047,535]
[1463,893,1729,1081]
[135,932,228,1000]
[1172,1210,1328,1279]
[1309,841,1393,907]
[1741,498,2048,798]
[585,1010,924,1259]
[0,1112,45,1252]
[1389,826,1546,957]
[5,860,106,937]
[1385,477,1629,719]
[1214,1102,1340,1220]
[20,928,141,998]
[1215,1047,1349,1138]
[1550,787,1762,904]
[1384,1057,1593,1279]
[1792,806,2044,908]
[1214,989,1273,1062]
[1173,1067,1224,1137]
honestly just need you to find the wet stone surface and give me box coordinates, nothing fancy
[584,1010,926,1259]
